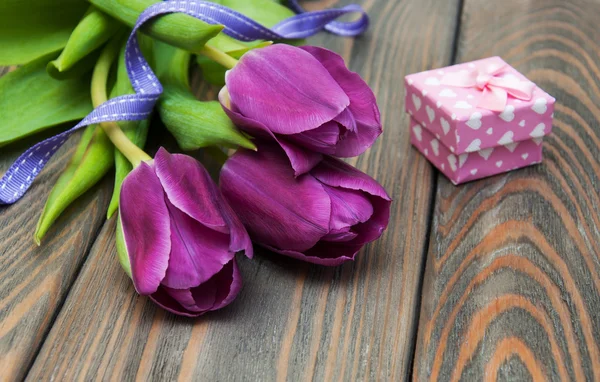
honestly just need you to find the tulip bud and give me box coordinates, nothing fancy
[47,6,121,78]
[117,148,253,316]
[220,44,382,175]
[220,142,390,266]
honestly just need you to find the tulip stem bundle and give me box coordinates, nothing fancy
[91,37,152,168]
[198,45,239,70]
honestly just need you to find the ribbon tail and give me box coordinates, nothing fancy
[479,86,507,112]
[489,77,536,101]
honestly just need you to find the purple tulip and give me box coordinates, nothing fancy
[219,44,382,175]
[118,148,253,317]
[219,143,391,266]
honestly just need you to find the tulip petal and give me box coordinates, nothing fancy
[334,108,357,132]
[311,157,391,201]
[226,44,349,134]
[220,143,330,252]
[150,261,242,317]
[149,286,206,317]
[220,88,322,175]
[263,242,362,266]
[323,185,373,231]
[348,197,391,245]
[312,157,391,246]
[154,147,227,233]
[165,288,207,313]
[301,46,382,157]
[161,199,234,289]
[218,199,254,259]
[194,260,242,310]
[322,228,359,242]
[120,162,171,295]
[286,121,340,155]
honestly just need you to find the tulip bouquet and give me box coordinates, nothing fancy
[0,0,390,316]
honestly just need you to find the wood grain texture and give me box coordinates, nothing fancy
[26,0,461,380]
[413,1,600,381]
[0,125,113,379]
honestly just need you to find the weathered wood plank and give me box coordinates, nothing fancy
[0,123,113,379]
[413,1,600,381]
[27,0,461,380]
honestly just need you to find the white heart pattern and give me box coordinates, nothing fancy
[466,112,482,130]
[425,77,441,86]
[499,105,515,122]
[532,98,548,114]
[408,78,414,85]
[440,89,457,98]
[436,101,442,108]
[422,89,428,96]
[486,127,493,135]
[455,101,473,109]
[497,131,514,145]
[431,139,440,156]
[458,153,468,168]
[466,139,482,152]
[426,105,435,123]
[533,137,543,146]
[412,124,423,141]
[496,161,503,168]
[478,148,494,160]
[424,148,429,156]
[519,120,526,127]
[470,169,478,175]
[440,118,450,135]
[412,94,422,111]
[448,155,457,172]
[530,123,546,138]
[504,142,519,153]
[522,153,529,160]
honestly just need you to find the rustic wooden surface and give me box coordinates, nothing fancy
[413,0,600,381]
[0,131,113,381]
[0,0,598,381]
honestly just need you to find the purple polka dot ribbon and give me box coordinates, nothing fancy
[0,0,368,205]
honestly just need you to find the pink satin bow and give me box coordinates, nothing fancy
[441,62,535,112]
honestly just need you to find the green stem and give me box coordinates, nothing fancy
[198,45,238,69]
[92,37,152,167]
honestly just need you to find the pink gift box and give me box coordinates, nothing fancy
[410,117,543,185]
[405,56,555,184]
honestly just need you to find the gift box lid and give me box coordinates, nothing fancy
[404,56,556,155]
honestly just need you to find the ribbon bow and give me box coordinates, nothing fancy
[441,61,535,112]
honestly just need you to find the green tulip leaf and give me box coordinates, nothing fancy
[35,34,125,243]
[34,125,115,244]
[47,6,121,78]
[90,0,223,52]
[0,52,93,147]
[0,0,88,65]
[155,42,255,151]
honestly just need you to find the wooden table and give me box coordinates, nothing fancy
[1,0,599,380]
